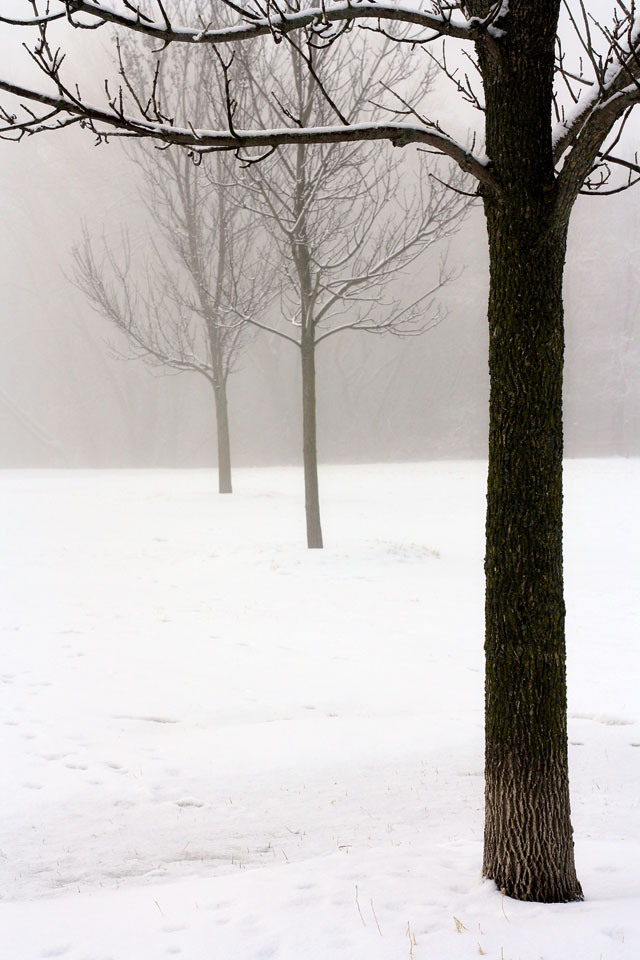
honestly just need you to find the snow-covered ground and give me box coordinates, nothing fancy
[1,460,638,960]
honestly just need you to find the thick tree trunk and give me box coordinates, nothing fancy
[482,207,582,902]
[213,380,232,495]
[300,337,323,549]
[476,0,582,902]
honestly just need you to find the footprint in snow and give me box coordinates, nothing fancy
[571,712,635,726]
[139,716,179,725]
[256,945,278,959]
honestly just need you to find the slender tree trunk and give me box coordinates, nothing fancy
[475,0,582,902]
[212,379,232,494]
[300,335,323,548]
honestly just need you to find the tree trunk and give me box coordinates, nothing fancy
[213,380,232,494]
[300,336,323,549]
[477,1,582,903]
[482,204,582,903]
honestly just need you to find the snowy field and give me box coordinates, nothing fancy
[1,460,638,960]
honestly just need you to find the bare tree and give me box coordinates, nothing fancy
[71,24,272,493]
[72,148,266,493]
[219,39,467,547]
[4,0,640,901]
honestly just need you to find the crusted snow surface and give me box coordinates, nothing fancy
[1,460,638,959]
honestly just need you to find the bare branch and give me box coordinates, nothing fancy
[4,1,495,46]
[0,75,497,189]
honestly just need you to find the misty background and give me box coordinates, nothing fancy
[1,123,639,469]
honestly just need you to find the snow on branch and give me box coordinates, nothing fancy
[0,77,497,190]
[0,0,500,47]
[553,1,640,206]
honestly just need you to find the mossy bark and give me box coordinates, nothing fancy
[475,0,583,902]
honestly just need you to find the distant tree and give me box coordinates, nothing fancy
[72,32,271,494]
[222,40,467,547]
[72,148,267,493]
[6,0,640,902]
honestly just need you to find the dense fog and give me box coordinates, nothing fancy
[1,21,638,470]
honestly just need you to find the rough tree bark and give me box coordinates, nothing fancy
[475,0,583,902]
